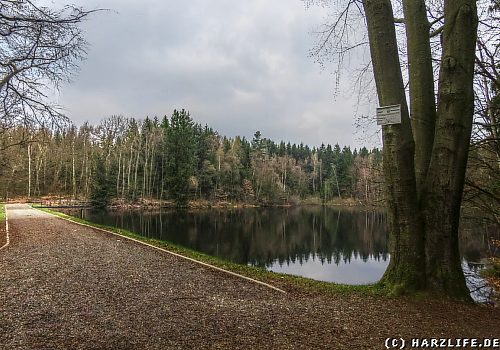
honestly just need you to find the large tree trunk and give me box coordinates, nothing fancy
[362,0,478,299]
[422,0,477,298]
[363,0,425,292]
[403,0,437,195]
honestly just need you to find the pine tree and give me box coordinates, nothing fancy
[165,109,196,207]
[90,155,112,208]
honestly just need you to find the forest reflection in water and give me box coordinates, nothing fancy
[61,206,495,287]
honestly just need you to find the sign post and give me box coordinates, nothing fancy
[376,104,402,125]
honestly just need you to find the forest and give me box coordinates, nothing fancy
[0,110,385,207]
[1,104,497,220]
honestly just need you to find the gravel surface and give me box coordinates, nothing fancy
[0,204,499,349]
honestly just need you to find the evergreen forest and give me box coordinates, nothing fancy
[0,109,385,207]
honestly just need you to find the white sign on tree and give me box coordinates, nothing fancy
[376,104,402,125]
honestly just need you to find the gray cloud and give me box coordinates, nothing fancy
[50,0,376,147]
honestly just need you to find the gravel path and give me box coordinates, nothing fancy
[1,204,499,349]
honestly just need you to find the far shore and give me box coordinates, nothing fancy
[9,196,384,211]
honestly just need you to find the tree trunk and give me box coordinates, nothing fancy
[149,141,156,198]
[27,142,32,198]
[117,149,122,198]
[403,0,437,194]
[127,143,133,198]
[363,0,425,292]
[133,138,141,199]
[142,137,149,200]
[121,158,126,199]
[421,0,477,298]
[80,137,87,195]
[72,140,76,199]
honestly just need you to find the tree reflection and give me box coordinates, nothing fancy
[73,206,389,267]
[61,206,498,289]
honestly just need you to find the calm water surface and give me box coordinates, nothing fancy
[61,206,497,294]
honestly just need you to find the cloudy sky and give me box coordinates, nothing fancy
[50,0,378,147]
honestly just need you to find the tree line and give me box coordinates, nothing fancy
[0,110,384,207]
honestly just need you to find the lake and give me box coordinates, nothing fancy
[60,206,497,300]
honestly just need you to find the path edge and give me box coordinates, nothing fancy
[0,204,9,251]
[33,205,286,294]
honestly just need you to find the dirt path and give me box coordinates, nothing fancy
[0,204,499,349]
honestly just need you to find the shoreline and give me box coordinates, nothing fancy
[28,196,384,211]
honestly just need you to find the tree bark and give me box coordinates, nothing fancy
[403,0,437,195]
[363,0,425,292]
[422,0,478,298]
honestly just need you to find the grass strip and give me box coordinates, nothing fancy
[0,203,7,249]
[37,206,387,297]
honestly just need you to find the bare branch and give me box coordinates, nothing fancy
[429,25,444,38]
[0,0,102,130]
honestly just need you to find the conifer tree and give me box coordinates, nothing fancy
[165,109,196,207]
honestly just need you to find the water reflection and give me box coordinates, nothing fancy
[60,206,497,290]
[63,207,389,284]
[270,253,389,284]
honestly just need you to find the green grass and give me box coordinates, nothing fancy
[35,206,387,297]
[0,203,5,222]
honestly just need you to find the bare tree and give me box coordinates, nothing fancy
[464,2,500,224]
[0,0,97,140]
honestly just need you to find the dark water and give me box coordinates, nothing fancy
[60,206,497,297]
